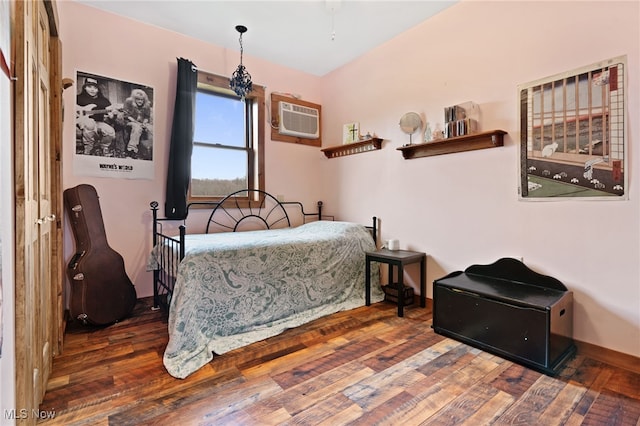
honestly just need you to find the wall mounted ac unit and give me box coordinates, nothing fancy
[278,101,320,139]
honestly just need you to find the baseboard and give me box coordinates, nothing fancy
[421,296,433,309]
[574,339,640,374]
[380,294,433,308]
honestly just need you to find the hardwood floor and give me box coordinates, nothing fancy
[39,298,639,425]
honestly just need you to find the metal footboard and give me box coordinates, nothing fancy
[150,201,185,310]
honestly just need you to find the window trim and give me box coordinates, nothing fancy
[188,71,265,205]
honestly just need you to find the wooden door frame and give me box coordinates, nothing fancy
[13,0,62,421]
[44,0,65,357]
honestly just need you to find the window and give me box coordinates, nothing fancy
[528,66,621,165]
[188,72,264,202]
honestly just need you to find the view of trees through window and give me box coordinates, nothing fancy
[190,88,251,198]
[190,176,246,197]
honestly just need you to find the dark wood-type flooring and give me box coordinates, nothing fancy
[39,298,640,425]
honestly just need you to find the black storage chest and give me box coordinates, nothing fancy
[433,258,576,375]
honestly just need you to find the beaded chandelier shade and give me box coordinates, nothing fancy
[229,25,253,101]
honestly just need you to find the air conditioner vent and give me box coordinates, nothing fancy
[278,101,320,139]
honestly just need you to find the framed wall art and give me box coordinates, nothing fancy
[518,55,627,200]
[343,122,359,144]
[74,71,155,179]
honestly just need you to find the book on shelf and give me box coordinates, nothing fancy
[444,118,478,138]
[444,105,466,123]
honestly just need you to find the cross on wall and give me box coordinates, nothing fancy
[348,124,359,142]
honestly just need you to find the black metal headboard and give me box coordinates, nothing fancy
[149,190,324,234]
[204,189,323,233]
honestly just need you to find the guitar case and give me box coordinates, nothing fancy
[64,184,137,325]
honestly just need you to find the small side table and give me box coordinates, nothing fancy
[365,248,427,317]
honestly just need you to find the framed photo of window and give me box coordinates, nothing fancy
[518,55,627,200]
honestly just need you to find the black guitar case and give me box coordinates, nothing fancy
[64,184,137,325]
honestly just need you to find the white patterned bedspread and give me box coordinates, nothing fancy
[159,220,384,378]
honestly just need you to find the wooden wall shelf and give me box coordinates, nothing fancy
[321,138,383,158]
[397,130,507,159]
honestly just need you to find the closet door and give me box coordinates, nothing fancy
[35,0,54,395]
[14,0,61,419]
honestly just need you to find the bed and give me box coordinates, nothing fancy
[148,189,384,378]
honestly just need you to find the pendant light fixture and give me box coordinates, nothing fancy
[229,25,253,101]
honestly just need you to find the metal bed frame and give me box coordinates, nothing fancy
[149,189,364,310]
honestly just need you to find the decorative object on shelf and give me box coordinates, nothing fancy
[432,123,444,140]
[424,122,432,143]
[399,112,423,145]
[321,137,383,158]
[229,25,253,101]
[444,101,479,138]
[397,130,507,159]
[343,122,360,144]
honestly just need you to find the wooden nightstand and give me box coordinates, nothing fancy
[365,248,427,317]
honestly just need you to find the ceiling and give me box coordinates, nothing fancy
[75,1,456,76]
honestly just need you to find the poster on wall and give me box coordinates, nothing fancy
[518,56,627,200]
[75,71,154,179]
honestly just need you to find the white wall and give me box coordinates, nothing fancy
[320,1,640,357]
[0,74,16,423]
[0,0,15,421]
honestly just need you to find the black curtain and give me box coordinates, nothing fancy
[165,58,198,219]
